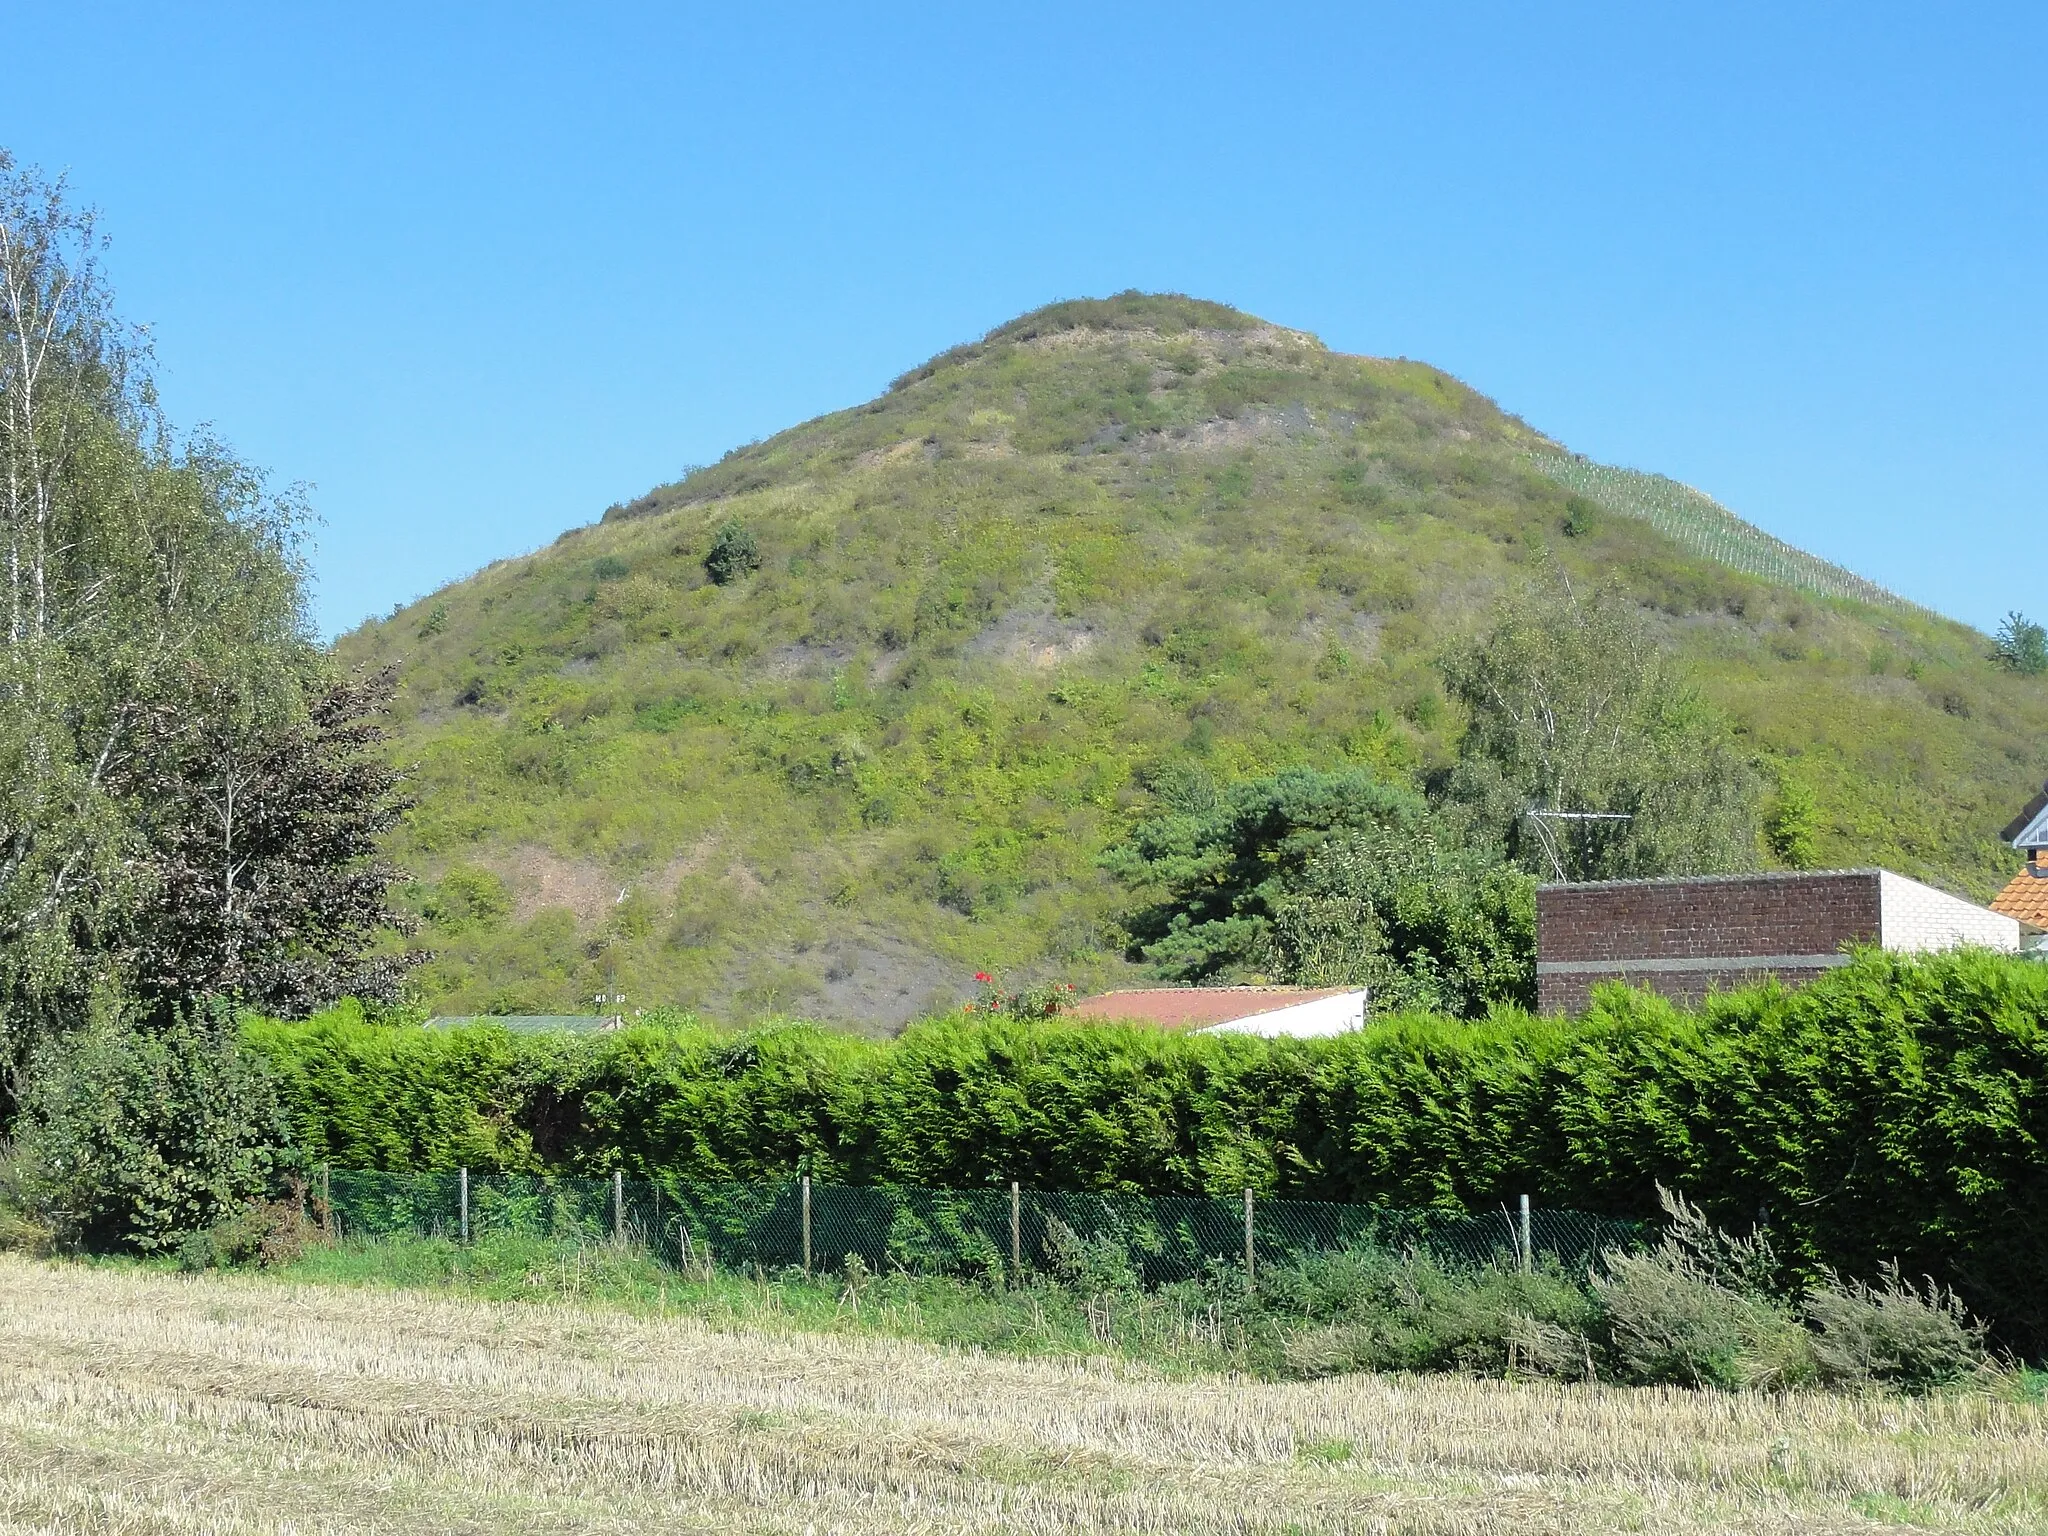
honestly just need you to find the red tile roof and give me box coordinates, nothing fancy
[1990,869,2048,927]
[1067,987,1358,1030]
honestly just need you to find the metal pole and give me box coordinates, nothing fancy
[614,1171,625,1243]
[1243,1187,1255,1284]
[801,1174,812,1276]
[1519,1193,1532,1273]
[1010,1181,1022,1280]
[459,1167,469,1245]
[321,1162,332,1238]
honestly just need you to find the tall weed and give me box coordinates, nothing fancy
[1804,1265,1990,1392]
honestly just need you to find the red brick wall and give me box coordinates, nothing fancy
[1536,872,1881,1014]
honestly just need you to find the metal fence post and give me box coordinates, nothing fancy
[1519,1193,1532,1273]
[1010,1181,1022,1280]
[801,1174,812,1276]
[613,1171,625,1243]
[321,1162,332,1238]
[1243,1187,1255,1284]
[459,1167,469,1245]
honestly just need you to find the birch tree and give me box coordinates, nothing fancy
[0,152,327,1111]
[1439,576,1759,881]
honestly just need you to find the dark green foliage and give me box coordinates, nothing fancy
[119,669,417,1016]
[1264,822,1536,1013]
[13,1000,296,1252]
[254,948,2048,1350]
[1995,611,2048,675]
[1104,766,1426,977]
[703,519,760,585]
[1103,764,1535,1012]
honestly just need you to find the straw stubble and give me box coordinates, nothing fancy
[0,1256,2041,1533]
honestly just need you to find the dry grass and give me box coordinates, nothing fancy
[1,1256,2043,1533]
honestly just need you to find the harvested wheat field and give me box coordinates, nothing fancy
[1,1257,2044,1534]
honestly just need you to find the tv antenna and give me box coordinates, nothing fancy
[593,964,626,1029]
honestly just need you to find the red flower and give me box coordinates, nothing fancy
[974,971,993,983]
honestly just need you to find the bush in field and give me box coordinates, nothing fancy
[1804,1265,1989,1392]
[0,1141,52,1255]
[1595,1239,1805,1391]
[1592,1192,1992,1392]
[1273,1249,1601,1380]
[14,1000,296,1253]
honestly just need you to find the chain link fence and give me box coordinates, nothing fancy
[317,1169,1640,1284]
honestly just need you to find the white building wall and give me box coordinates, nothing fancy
[1877,871,2021,953]
[1200,990,1369,1038]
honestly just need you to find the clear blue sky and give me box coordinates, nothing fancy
[9,3,2042,637]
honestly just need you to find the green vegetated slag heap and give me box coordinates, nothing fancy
[252,948,2048,1351]
[338,292,2048,1024]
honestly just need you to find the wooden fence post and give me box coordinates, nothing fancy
[1243,1187,1255,1284]
[613,1171,625,1243]
[801,1174,812,1277]
[1010,1181,1022,1280]
[459,1167,469,1245]
[1519,1193,1532,1273]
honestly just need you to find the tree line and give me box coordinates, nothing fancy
[0,153,409,1238]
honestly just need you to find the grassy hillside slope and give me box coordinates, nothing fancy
[338,294,2048,1026]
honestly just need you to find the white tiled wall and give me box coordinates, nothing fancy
[1878,871,2022,953]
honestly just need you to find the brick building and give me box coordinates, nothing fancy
[1536,869,2023,1014]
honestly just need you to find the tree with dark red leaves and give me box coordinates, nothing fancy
[118,667,417,1017]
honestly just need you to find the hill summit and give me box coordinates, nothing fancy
[340,293,2044,1026]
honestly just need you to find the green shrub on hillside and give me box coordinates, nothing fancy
[1995,611,2048,676]
[703,519,760,585]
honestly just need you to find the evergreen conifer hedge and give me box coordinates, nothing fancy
[245,949,2048,1347]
